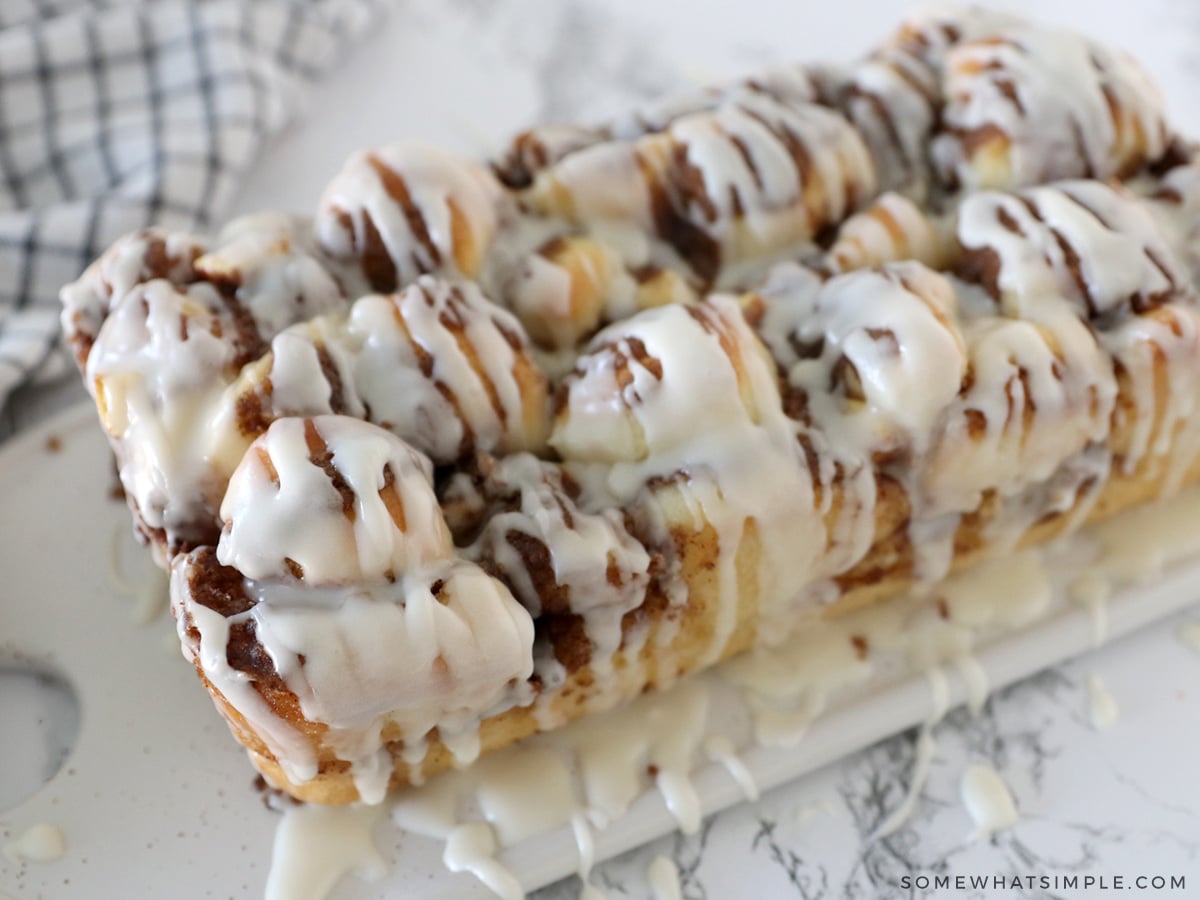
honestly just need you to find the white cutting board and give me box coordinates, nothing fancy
[1,405,1199,900]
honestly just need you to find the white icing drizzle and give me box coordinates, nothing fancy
[647,856,683,900]
[924,668,951,726]
[316,142,507,291]
[59,227,203,361]
[197,212,347,335]
[553,296,838,665]
[465,453,651,662]
[1069,574,1111,647]
[443,822,524,900]
[1086,673,1119,730]
[871,726,937,840]
[834,45,939,197]
[524,93,876,282]
[891,6,1028,65]
[954,654,990,716]
[173,417,536,795]
[87,279,245,542]
[934,23,1168,191]
[218,416,451,583]
[1146,158,1200,285]
[777,262,967,457]
[492,61,826,193]
[570,812,596,879]
[722,620,871,748]
[107,523,169,624]
[474,746,577,846]
[496,234,698,352]
[80,215,348,550]
[957,181,1184,321]
[827,192,949,273]
[1175,622,1200,654]
[264,804,385,900]
[185,554,535,795]
[1,823,66,864]
[703,734,760,801]
[216,276,549,468]
[959,763,1019,840]
[1088,485,1200,583]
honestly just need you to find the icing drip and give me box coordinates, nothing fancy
[108,523,169,623]
[925,668,951,725]
[264,804,385,900]
[474,747,578,846]
[1,824,66,864]
[1176,622,1200,654]
[726,546,1053,749]
[871,726,937,840]
[1087,485,1200,583]
[443,823,524,900]
[954,654,990,715]
[1069,574,1111,647]
[1086,673,1119,730]
[959,763,1019,840]
[647,857,682,900]
[703,734,760,801]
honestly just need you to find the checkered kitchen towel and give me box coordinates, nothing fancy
[0,0,389,409]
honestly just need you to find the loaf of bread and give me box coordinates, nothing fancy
[63,6,1200,804]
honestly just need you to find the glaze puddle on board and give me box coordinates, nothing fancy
[959,765,1019,841]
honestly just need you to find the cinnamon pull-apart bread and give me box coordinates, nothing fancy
[62,7,1200,804]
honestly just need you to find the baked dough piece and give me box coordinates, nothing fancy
[79,214,349,553]
[64,8,1200,804]
[171,176,1200,803]
[316,143,509,293]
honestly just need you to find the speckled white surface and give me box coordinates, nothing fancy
[3,2,1200,898]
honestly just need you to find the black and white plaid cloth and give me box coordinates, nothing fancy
[0,0,389,409]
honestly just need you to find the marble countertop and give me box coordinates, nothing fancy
[3,0,1200,896]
